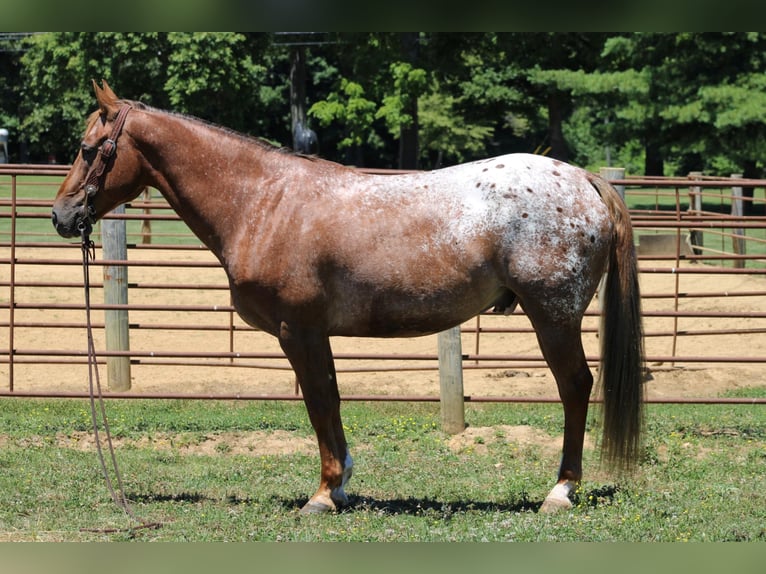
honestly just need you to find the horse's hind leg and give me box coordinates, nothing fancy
[526,314,594,513]
[278,324,352,514]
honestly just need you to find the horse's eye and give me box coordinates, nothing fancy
[81,143,97,163]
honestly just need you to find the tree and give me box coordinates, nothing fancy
[164,33,276,134]
[18,33,170,162]
[591,32,766,179]
[308,33,507,169]
[15,33,289,162]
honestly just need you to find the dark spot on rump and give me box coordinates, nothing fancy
[522,213,529,218]
[526,187,534,193]
[476,182,481,188]
[552,170,561,176]
[482,168,488,172]
[553,159,562,166]
[556,207,563,213]
[503,193,516,199]
[495,164,505,169]
[490,183,496,189]
[570,222,575,228]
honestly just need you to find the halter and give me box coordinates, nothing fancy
[79,104,132,231]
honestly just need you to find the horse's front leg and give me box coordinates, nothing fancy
[278,322,352,514]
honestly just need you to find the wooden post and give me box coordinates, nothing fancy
[101,205,131,391]
[688,171,704,256]
[437,325,465,434]
[730,173,745,269]
[599,167,626,201]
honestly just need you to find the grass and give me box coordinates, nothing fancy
[0,396,764,542]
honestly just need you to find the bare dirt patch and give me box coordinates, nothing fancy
[52,429,317,457]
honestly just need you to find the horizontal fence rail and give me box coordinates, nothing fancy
[1,164,765,404]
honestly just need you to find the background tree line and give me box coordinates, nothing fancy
[2,32,766,181]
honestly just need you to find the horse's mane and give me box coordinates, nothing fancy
[119,98,305,158]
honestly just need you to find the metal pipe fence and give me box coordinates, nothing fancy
[1,164,765,404]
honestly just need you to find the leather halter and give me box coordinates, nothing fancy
[80,104,132,227]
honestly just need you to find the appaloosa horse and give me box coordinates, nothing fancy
[52,81,644,514]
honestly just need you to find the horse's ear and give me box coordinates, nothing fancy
[101,80,119,101]
[92,79,120,116]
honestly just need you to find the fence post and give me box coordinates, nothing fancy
[437,325,465,434]
[688,171,704,255]
[101,205,131,391]
[599,166,626,201]
[730,173,745,269]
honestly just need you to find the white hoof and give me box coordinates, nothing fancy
[540,495,573,514]
[539,481,576,514]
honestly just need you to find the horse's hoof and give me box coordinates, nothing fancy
[539,495,573,514]
[299,500,335,515]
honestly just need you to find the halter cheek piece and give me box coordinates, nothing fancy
[79,104,132,231]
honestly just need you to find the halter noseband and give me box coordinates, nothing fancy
[79,104,132,230]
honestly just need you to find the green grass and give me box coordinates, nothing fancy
[0,397,764,541]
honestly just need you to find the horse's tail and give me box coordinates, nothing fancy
[589,174,645,471]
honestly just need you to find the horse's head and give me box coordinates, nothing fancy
[52,80,146,238]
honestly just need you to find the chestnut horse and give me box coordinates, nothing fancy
[52,81,644,514]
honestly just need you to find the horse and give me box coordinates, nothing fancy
[52,81,644,515]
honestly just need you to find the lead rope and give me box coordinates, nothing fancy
[79,223,161,534]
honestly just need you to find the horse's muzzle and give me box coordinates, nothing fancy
[51,207,91,238]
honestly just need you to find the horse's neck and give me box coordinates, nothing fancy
[137,111,272,255]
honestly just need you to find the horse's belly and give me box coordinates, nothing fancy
[326,281,504,338]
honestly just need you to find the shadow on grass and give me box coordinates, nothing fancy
[127,484,620,514]
[129,491,212,503]
[282,494,541,515]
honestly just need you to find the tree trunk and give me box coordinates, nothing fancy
[644,140,664,176]
[290,46,307,145]
[547,91,570,162]
[398,32,420,170]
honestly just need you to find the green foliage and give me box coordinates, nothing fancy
[308,79,379,150]
[418,89,494,166]
[164,33,272,131]
[375,61,428,134]
[5,32,766,174]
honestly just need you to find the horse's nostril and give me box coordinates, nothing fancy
[51,211,58,227]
